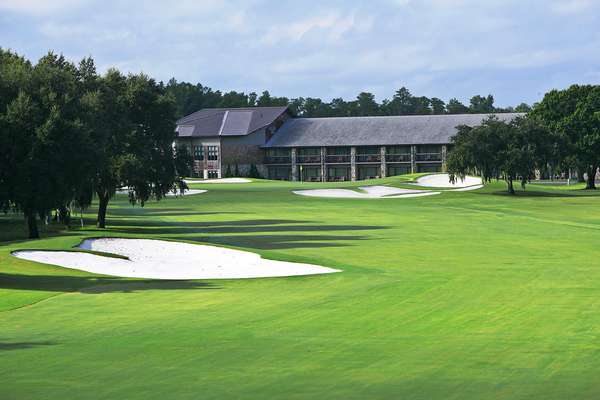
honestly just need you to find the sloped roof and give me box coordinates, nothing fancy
[263,113,524,147]
[176,106,288,137]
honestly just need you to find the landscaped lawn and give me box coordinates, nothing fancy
[2,177,600,399]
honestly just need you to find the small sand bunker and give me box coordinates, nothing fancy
[293,185,440,199]
[184,178,251,184]
[415,174,483,190]
[12,238,339,280]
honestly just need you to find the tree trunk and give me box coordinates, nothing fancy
[26,211,39,239]
[577,169,585,183]
[96,191,110,228]
[507,177,515,195]
[58,205,71,226]
[586,166,597,190]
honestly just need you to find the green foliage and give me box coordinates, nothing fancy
[469,94,495,113]
[447,116,552,194]
[224,164,233,178]
[532,85,600,189]
[446,98,469,114]
[248,164,261,179]
[0,50,96,237]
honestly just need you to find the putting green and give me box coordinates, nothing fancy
[2,175,600,399]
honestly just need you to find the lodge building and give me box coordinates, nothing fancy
[175,106,522,181]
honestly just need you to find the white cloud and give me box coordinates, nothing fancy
[0,0,84,15]
[261,11,373,45]
[550,0,596,15]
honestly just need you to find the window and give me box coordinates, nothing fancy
[268,166,291,180]
[386,146,411,155]
[207,146,219,161]
[417,164,442,173]
[300,166,321,182]
[358,166,379,180]
[326,147,350,155]
[193,145,204,160]
[207,170,219,179]
[388,164,411,176]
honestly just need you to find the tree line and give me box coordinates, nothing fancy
[0,49,189,238]
[166,79,532,120]
[447,84,600,193]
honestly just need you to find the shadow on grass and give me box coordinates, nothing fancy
[0,273,220,294]
[78,219,387,250]
[178,234,369,250]
[0,340,56,351]
[476,189,600,198]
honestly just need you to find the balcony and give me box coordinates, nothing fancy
[297,155,321,164]
[416,153,442,162]
[386,153,411,162]
[325,155,350,163]
[356,154,381,163]
[264,156,291,164]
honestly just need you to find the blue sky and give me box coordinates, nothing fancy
[1,0,599,107]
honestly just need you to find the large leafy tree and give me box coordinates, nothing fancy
[532,85,600,189]
[83,69,188,228]
[0,51,95,238]
[447,116,552,194]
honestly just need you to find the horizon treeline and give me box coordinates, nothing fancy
[166,79,532,119]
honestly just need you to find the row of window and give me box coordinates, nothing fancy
[180,145,220,161]
[267,164,441,181]
[266,145,444,158]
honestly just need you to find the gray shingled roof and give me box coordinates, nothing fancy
[263,113,524,147]
[176,106,288,137]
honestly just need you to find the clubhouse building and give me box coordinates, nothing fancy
[175,106,521,181]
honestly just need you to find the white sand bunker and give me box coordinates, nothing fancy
[293,185,440,199]
[184,178,251,184]
[415,174,483,190]
[12,238,339,280]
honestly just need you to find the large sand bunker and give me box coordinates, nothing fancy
[293,185,440,199]
[415,174,482,189]
[12,238,339,280]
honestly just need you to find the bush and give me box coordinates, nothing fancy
[249,164,262,179]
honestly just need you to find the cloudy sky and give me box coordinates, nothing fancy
[1,0,599,106]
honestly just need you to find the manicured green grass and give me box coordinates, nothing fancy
[2,177,600,399]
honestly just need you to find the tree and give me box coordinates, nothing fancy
[515,102,532,113]
[355,92,379,116]
[469,94,495,113]
[447,116,551,194]
[430,97,446,114]
[84,69,188,228]
[385,87,414,115]
[248,164,261,179]
[1,51,96,238]
[531,85,600,189]
[224,164,233,178]
[446,98,469,114]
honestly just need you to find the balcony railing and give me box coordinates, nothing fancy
[297,155,321,164]
[386,153,411,162]
[325,155,350,163]
[356,154,381,163]
[416,153,442,162]
[264,156,291,164]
